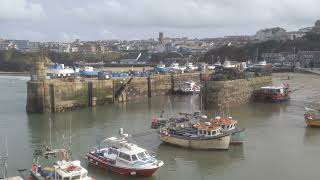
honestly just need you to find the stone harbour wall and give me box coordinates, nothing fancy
[27,73,203,113]
[202,76,272,109]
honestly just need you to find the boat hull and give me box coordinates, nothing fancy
[159,133,231,150]
[305,119,320,127]
[86,153,161,177]
[254,90,290,102]
[230,129,245,144]
[174,90,200,95]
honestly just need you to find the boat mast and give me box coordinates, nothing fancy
[255,47,259,63]
[49,117,52,147]
[69,119,72,159]
[200,89,203,114]
[1,136,8,180]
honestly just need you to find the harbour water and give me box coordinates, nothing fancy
[1,74,320,180]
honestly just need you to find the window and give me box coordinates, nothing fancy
[109,148,117,155]
[203,130,207,135]
[208,131,212,136]
[144,151,150,157]
[212,131,216,135]
[132,154,138,161]
[119,152,131,161]
[198,130,203,134]
[71,175,81,180]
[137,152,147,160]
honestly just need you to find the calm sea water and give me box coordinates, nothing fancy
[1,74,320,180]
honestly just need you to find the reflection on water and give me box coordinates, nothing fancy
[2,75,320,180]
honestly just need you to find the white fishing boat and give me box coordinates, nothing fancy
[207,65,215,70]
[86,129,164,176]
[30,147,92,180]
[169,63,186,73]
[30,119,93,180]
[185,63,198,72]
[176,80,200,94]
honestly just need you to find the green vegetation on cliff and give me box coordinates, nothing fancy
[202,33,320,63]
[0,50,126,72]
[0,50,39,72]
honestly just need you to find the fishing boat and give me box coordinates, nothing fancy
[86,129,164,176]
[79,66,99,78]
[211,116,245,144]
[154,63,168,73]
[159,121,231,150]
[185,63,198,72]
[304,108,320,127]
[175,80,201,95]
[254,84,291,102]
[30,147,93,180]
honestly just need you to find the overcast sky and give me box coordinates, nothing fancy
[0,0,319,42]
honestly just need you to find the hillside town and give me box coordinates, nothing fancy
[1,20,320,68]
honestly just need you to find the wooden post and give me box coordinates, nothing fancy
[147,76,152,98]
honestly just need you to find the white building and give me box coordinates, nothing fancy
[253,27,288,42]
[71,46,79,53]
[287,31,306,40]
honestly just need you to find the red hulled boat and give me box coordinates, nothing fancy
[86,130,163,176]
[254,83,291,102]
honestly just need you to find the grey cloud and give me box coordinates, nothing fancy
[0,0,319,41]
[0,0,45,21]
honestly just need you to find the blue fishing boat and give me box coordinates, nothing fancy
[154,63,168,73]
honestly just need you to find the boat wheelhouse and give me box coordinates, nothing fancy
[254,84,291,102]
[211,116,245,144]
[30,148,92,180]
[304,108,320,127]
[86,131,163,176]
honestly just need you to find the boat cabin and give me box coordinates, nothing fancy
[54,161,89,180]
[261,86,284,94]
[211,116,237,132]
[32,160,89,180]
[193,122,222,137]
[99,137,154,166]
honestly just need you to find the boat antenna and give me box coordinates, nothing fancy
[191,90,194,114]
[168,96,173,117]
[200,89,203,114]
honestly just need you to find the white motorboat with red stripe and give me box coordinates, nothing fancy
[86,129,164,176]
